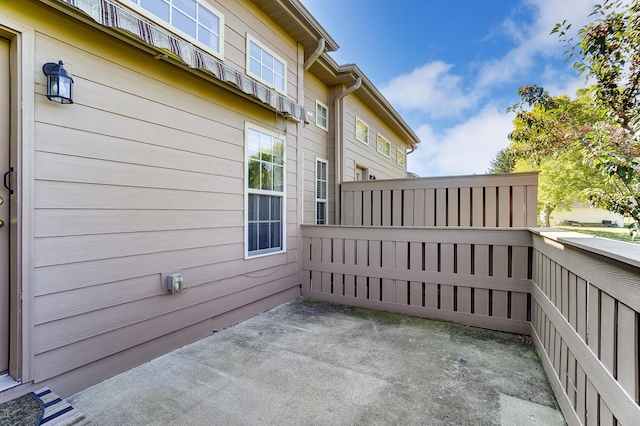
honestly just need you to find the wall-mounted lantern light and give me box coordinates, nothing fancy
[42,60,73,104]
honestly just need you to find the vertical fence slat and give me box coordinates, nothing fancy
[440,244,455,311]
[344,239,356,297]
[372,190,382,226]
[526,185,538,226]
[382,190,391,227]
[353,191,363,226]
[425,188,436,226]
[457,244,472,313]
[617,303,638,402]
[392,242,407,303]
[472,187,484,227]
[380,241,394,302]
[356,239,368,299]
[600,293,615,375]
[425,243,439,309]
[600,400,615,426]
[436,188,447,226]
[410,242,422,307]
[561,268,570,320]
[362,190,372,226]
[568,273,577,330]
[414,189,425,226]
[459,187,471,227]
[498,186,510,227]
[448,188,459,227]
[485,187,497,227]
[511,293,528,321]
[404,190,414,226]
[588,286,600,356]
[321,238,332,293]
[586,379,598,426]
[392,190,403,227]
[577,278,588,341]
[343,190,353,225]
[493,291,509,318]
[512,185,526,227]
[332,238,344,295]
[576,364,586,425]
[474,244,490,315]
[368,241,381,301]
[425,283,438,309]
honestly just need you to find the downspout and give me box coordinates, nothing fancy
[333,77,362,225]
[304,39,325,71]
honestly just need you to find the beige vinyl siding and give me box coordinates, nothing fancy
[343,96,407,181]
[14,0,300,395]
[302,72,334,224]
[207,0,298,97]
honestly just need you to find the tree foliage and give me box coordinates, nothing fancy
[509,1,640,233]
[486,148,516,174]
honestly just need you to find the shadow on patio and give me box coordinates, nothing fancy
[71,298,565,425]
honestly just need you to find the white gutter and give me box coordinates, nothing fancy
[333,77,362,224]
[303,39,325,71]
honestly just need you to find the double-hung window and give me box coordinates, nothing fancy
[245,123,286,257]
[246,34,287,94]
[316,101,328,131]
[315,159,328,225]
[128,0,224,58]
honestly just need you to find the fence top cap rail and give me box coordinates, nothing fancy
[531,227,640,269]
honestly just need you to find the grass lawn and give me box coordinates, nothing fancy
[556,226,639,244]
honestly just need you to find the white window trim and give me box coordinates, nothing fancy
[396,148,405,166]
[377,132,391,158]
[244,122,287,259]
[121,0,225,60]
[246,33,288,95]
[315,100,329,132]
[355,116,369,145]
[315,157,329,225]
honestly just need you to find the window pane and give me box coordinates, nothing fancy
[258,195,270,221]
[274,75,284,91]
[258,223,270,250]
[271,197,281,220]
[272,140,283,165]
[140,0,170,21]
[248,223,258,251]
[248,159,261,189]
[263,68,274,85]
[250,58,261,77]
[262,51,274,70]
[270,223,281,248]
[316,202,326,225]
[173,0,196,17]
[273,165,283,192]
[250,42,261,61]
[198,5,219,33]
[261,163,273,190]
[248,194,258,221]
[274,60,284,76]
[198,27,219,50]
[173,9,196,37]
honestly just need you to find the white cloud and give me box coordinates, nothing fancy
[407,107,514,177]
[380,62,480,119]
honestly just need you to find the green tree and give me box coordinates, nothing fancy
[548,0,640,234]
[486,148,516,174]
[507,87,610,226]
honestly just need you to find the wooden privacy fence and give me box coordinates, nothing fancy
[341,172,538,227]
[530,230,640,426]
[301,225,533,334]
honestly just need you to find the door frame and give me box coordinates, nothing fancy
[0,16,36,384]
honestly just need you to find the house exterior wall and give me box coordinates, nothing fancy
[3,0,303,397]
[550,204,624,227]
[342,95,407,181]
[302,72,334,224]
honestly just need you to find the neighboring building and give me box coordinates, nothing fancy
[550,203,624,227]
[0,0,419,398]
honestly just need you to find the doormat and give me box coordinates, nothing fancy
[0,391,43,426]
[35,388,93,426]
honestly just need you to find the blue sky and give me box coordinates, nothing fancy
[300,0,600,177]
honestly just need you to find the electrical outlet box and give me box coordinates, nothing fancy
[167,273,184,294]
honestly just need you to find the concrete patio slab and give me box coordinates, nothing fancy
[71,298,565,425]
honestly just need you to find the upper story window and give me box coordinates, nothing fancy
[246,34,287,94]
[245,123,286,257]
[377,133,391,157]
[356,117,369,145]
[128,0,224,58]
[316,100,328,131]
[396,148,405,166]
